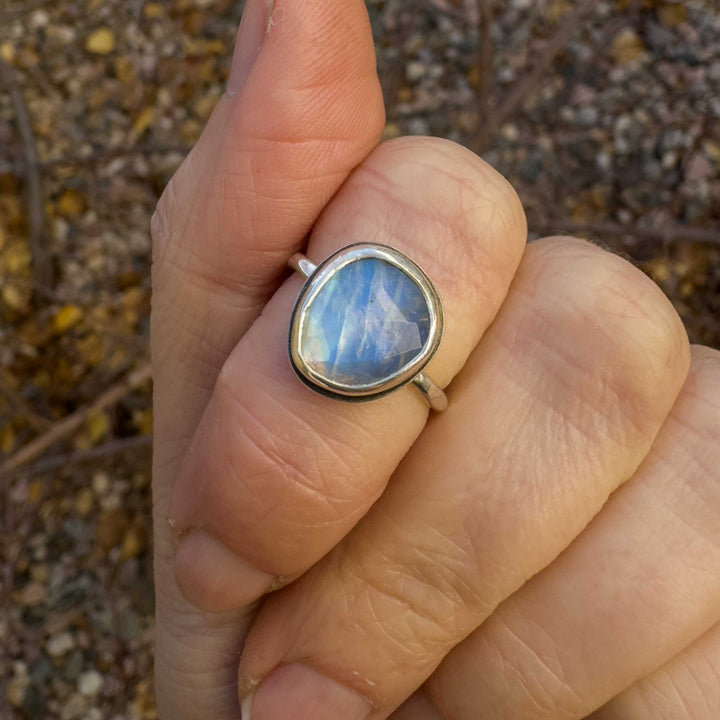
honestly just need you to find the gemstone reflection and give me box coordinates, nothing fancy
[299,258,432,386]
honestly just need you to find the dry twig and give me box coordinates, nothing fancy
[0,363,152,477]
[7,435,152,479]
[492,0,597,132]
[529,218,720,246]
[475,0,495,151]
[0,0,53,25]
[0,57,52,291]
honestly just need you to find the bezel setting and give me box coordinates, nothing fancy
[289,243,444,402]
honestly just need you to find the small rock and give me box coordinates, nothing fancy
[611,28,645,65]
[47,631,76,657]
[15,581,46,607]
[61,693,88,720]
[501,123,519,141]
[596,151,612,171]
[75,488,94,516]
[119,608,142,642]
[685,153,713,182]
[92,472,110,497]
[78,670,103,697]
[578,106,599,125]
[407,117,429,136]
[8,662,29,707]
[30,657,52,684]
[30,10,50,29]
[406,61,426,82]
[63,650,84,681]
[85,28,116,55]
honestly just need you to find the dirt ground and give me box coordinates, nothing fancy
[1,1,718,718]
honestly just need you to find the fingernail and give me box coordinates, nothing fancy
[242,664,373,720]
[228,0,274,94]
[174,530,276,612]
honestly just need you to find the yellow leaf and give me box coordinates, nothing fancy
[76,333,105,367]
[382,123,400,141]
[703,140,720,162]
[53,305,83,333]
[0,423,15,454]
[611,28,645,65]
[86,412,110,443]
[75,488,94,517]
[132,408,153,435]
[57,188,87,218]
[1,284,29,311]
[120,525,146,559]
[143,2,164,18]
[6,242,31,273]
[0,42,15,64]
[85,28,116,55]
[114,56,135,84]
[132,107,156,137]
[658,4,686,27]
[203,39,226,55]
[28,480,44,504]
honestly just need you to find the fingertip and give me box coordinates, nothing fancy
[174,530,276,613]
[238,0,386,149]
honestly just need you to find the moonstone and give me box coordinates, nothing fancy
[300,258,431,386]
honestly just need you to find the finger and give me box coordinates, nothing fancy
[153,0,384,495]
[416,345,720,720]
[237,238,690,720]
[170,136,527,611]
[152,1,384,717]
[590,620,720,720]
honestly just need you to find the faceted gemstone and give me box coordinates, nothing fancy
[300,258,432,386]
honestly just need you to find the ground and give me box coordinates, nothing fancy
[0,0,718,718]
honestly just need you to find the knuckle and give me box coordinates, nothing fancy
[483,614,587,719]
[360,137,527,306]
[340,549,455,670]
[339,526,498,666]
[522,237,690,411]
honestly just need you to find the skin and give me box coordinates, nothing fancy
[150,1,720,718]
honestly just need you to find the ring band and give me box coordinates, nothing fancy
[287,243,447,411]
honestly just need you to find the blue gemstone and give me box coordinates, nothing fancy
[300,258,432,386]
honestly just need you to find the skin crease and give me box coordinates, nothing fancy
[151,1,720,719]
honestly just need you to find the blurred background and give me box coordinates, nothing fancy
[0,0,718,718]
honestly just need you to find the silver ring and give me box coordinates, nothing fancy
[287,243,447,411]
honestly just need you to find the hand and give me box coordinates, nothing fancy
[150,1,720,719]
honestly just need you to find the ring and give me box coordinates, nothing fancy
[287,243,447,411]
